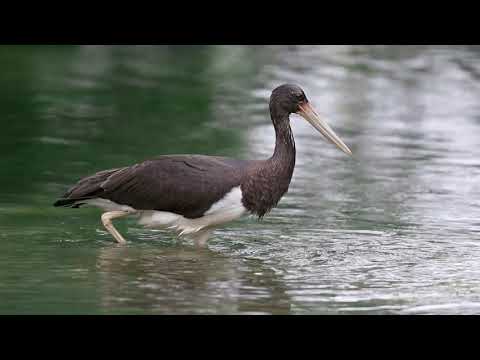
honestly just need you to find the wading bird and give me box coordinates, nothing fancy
[54,84,352,246]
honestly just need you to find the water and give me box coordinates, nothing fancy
[1,45,480,314]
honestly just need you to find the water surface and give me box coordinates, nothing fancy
[1,45,480,314]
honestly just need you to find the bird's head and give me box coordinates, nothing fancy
[270,84,352,156]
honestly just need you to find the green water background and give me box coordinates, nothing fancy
[1,45,480,314]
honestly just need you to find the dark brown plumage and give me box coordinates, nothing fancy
[55,156,252,218]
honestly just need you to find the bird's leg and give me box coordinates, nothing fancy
[101,211,132,244]
[192,229,212,248]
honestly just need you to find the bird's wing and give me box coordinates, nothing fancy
[95,155,250,218]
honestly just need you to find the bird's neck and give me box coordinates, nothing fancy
[241,113,297,218]
[268,114,296,199]
[271,114,296,169]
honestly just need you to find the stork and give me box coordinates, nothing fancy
[54,84,352,246]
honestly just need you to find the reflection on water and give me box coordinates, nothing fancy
[96,240,291,314]
[1,45,480,314]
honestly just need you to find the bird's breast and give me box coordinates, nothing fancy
[241,166,293,218]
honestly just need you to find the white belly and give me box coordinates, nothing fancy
[84,186,247,237]
[138,186,246,236]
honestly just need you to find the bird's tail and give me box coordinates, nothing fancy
[53,197,91,208]
[53,167,122,208]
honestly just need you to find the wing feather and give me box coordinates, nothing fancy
[55,155,252,218]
